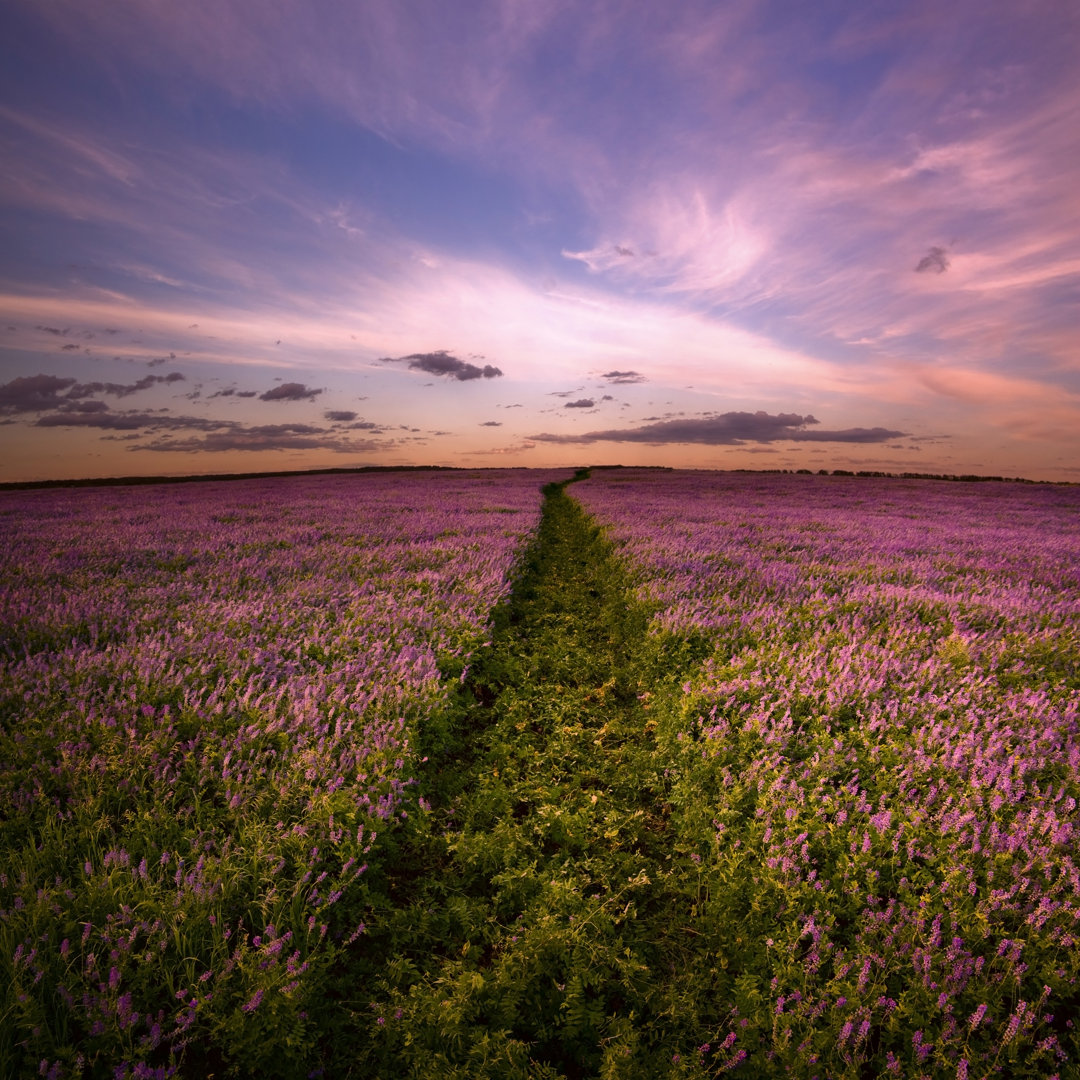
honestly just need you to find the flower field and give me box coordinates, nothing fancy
[573,470,1080,1076]
[3,466,1080,1078]
[0,470,563,1077]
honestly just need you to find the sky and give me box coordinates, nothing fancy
[1,0,1078,483]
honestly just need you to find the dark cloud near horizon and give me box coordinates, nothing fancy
[32,403,388,454]
[565,398,595,409]
[0,372,188,414]
[915,246,950,274]
[325,409,357,422]
[35,409,228,432]
[259,382,323,402]
[481,420,502,426]
[0,374,77,413]
[530,411,907,446]
[601,370,647,384]
[138,424,384,454]
[382,350,503,381]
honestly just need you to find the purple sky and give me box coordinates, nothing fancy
[1,0,1078,482]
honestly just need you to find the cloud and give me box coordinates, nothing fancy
[791,425,910,443]
[530,411,907,445]
[35,409,227,432]
[382,350,503,381]
[915,246,950,274]
[139,425,384,454]
[65,372,186,398]
[324,409,357,421]
[565,398,595,409]
[481,420,502,426]
[601,370,647,384]
[0,373,77,413]
[30,402,388,454]
[258,381,323,401]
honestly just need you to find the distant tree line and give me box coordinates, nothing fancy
[733,468,1066,485]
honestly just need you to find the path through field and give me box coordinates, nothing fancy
[350,472,717,1077]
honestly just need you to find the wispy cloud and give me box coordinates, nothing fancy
[915,246,950,274]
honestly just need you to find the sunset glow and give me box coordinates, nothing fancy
[2,1,1078,482]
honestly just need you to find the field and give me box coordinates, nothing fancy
[0,470,563,1077]
[2,468,1079,1078]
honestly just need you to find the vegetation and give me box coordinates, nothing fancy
[3,468,1078,1077]
[344,473,721,1077]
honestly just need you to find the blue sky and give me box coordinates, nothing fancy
[1,0,1078,481]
